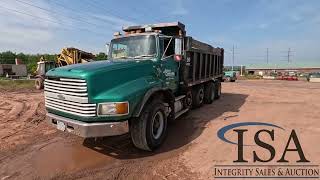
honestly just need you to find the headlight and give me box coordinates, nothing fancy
[98,102,129,116]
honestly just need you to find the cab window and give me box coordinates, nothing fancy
[160,37,175,58]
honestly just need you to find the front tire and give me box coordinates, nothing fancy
[35,78,44,90]
[130,99,167,151]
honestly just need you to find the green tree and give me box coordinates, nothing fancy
[95,52,108,60]
[0,51,16,64]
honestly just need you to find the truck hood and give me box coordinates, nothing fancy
[46,59,158,103]
[47,60,150,78]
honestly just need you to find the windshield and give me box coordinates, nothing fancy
[110,35,157,60]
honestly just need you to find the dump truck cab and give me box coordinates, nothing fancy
[45,22,224,151]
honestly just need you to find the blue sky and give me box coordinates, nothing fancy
[0,0,319,67]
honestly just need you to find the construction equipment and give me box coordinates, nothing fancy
[35,48,95,89]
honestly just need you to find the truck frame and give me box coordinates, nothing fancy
[44,22,224,151]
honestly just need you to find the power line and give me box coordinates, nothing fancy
[83,0,140,24]
[280,48,294,63]
[47,0,120,28]
[0,4,107,36]
[14,0,106,29]
[0,4,69,29]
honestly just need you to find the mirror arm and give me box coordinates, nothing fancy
[161,37,173,59]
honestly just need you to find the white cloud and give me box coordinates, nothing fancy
[0,0,140,54]
[0,0,58,52]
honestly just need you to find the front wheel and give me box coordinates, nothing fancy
[35,78,44,90]
[130,99,167,151]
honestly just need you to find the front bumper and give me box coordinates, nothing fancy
[46,113,129,138]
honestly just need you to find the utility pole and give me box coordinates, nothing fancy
[232,45,235,71]
[287,48,291,63]
[266,48,269,64]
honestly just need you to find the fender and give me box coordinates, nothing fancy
[35,75,45,79]
[132,87,175,117]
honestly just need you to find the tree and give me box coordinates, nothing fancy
[95,52,108,60]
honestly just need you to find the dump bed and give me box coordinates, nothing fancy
[181,36,224,86]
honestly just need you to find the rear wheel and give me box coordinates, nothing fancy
[35,78,44,90]
[214,81,221,99]
[130,99,167,151]
[192,84,204,108]
[204,81,215,104]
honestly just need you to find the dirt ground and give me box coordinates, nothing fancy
[1,80,320,180]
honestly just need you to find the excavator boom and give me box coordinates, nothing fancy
[56,48,95,66]
[35,48,95,89]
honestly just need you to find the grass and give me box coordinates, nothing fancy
[0,79,35,90]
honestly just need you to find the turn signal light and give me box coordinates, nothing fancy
[115,102,129,114]
[174,55,182,61]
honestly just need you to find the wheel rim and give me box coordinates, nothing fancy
[186,92,192,107]
[199,88,204,103]
[151,111,164,140]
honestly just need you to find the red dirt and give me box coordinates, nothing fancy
[1,80,320,179]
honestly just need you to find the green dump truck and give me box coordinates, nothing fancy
[223,71,237,82]
[45,22,224,151]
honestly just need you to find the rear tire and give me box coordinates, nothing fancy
[130,99,167,151]
[214,81,221,99]
[204,81,215,104]
[192,84,204,108]
[35,78,44,90]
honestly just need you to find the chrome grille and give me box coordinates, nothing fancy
[44,78,96,117]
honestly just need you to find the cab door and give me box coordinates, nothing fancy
[159,36,179,92]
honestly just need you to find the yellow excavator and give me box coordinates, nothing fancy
[35,48,95,89]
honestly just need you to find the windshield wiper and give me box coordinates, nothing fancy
[133,54,155,59]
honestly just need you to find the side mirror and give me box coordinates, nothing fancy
[175,38,182,55]
[105,43,110,56]
[174,38,182,61]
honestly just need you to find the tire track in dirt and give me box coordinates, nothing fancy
[0,91,50,151]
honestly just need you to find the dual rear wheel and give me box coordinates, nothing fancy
[192,81,221,108]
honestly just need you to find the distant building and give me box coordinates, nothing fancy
[0,64,27,76]
[246,67,320,76]
[224,66,246,72]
